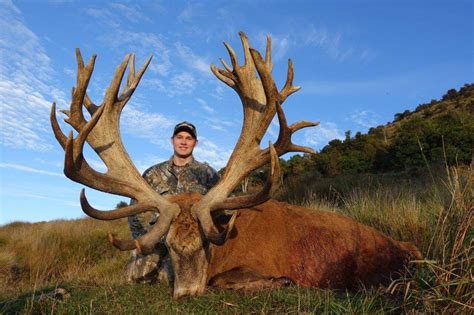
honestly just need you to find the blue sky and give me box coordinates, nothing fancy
[0,0,472,225]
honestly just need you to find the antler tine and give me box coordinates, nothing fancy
[67,103,105,164]
[127,54,136,88]
[65,49,96,130]
[249,47,280,141]
[265,35,272,71]
[210,64,235,88]
[104,54,131,106]
[80,189,156,220]
[280,59,300,103]
[219,58,233,73]
[238,31,253,68]
[214,142,281,210]
[120,54,153,102]
[273,101,318,155]
[50,102,68,149]
[223,41,239,70]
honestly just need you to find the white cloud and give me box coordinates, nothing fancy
[63,67,75,78]
[0,1,67,151]
[212,85,225,99]
[0,163,63,177]
[193,137,232,169]
[108,2,151,23]
[96,30,172,77]
[82,7,120,28]
[304,122,343,148]
[168,72,197,96]
[121,104,175,148]
[178,2,202,22]
[142,77,165,90]
[175,42,211,76]
[349,110,380,129]
[83,3,151,28]
[197,98,215,114]
[302,26,362,62]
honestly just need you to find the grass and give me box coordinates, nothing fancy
[3,283,402,314]
[0,164,472,313]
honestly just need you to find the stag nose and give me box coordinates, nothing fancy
[173,285,205,300]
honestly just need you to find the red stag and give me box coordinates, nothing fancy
[51,32,421,299]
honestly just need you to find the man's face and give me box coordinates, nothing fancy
[172,131,197,158]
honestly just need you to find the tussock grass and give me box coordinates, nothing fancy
[388,165,473,313]
[0,165,472,313]
[0,218,130,298]
[280,164,473,313]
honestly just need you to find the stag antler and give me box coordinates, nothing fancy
[51,49,180,253]
[192,32,319,243]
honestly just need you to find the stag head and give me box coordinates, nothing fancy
[51,32,318,299]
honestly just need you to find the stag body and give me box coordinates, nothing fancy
[134,192,421,298]
[51,32,421,299]
[208,199,421,290]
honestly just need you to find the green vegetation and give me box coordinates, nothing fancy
[1,85,472,313]
[280,84,473,178]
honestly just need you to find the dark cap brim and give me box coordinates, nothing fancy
[173,126,196,138]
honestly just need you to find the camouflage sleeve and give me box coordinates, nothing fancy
[205,163,220,189]
[128,199,147,239]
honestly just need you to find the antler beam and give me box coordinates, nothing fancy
[193,32,319,243]
[50,49,180,254]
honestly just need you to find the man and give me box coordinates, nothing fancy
[127,121,220,283]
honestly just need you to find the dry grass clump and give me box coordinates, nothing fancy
[282,163,472,313]
[389,165,473,313]
[0,217,130,298]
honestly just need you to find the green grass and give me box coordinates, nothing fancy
[1,165,472,313]
[2,283,404,314]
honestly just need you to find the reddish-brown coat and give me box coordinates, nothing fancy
[208,199,421,289]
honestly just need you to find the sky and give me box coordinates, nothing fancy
[0,0,472,225]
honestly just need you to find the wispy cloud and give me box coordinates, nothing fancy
[256,24,373,63]
[193,137,232,169]
[194,98,237,132]
[168,72,197,96]
[178,2,203,22]
[0,1,67,151]
[301,25,373,62]
[0,163,63,177]
[103,30,172,76]
[349,110,381,129]
[108,2,151,23]
[175,42,211,76]
[303,122,343,148]
[197,98,215,114]
[83,2,151,28]
[121,104,176,148]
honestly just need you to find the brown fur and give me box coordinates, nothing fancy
[207,199,422,290]
[161,193,421,295]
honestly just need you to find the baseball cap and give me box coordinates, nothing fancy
[173,121,197,139]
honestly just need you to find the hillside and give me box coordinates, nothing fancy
[280,84,474,178]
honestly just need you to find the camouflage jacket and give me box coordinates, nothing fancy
[128,156,220,239]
